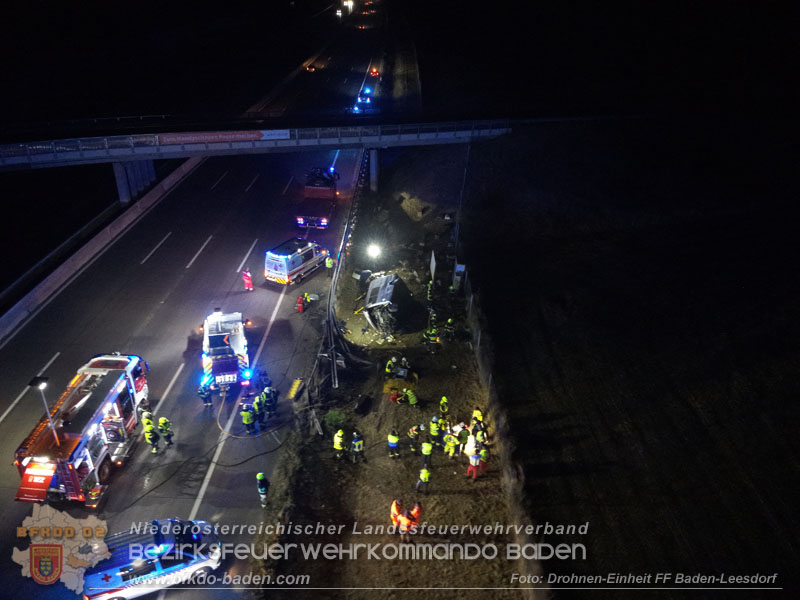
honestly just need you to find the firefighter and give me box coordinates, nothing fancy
[428,416,441,447]
[390,499,403,526]
[351,431,366,463]
[426,279,433,303]
[443,317,455,341]
[242,268,254,291]
[416,467,431,494]
[197,385,212,407]
[402,388,418,408]
[472,406,484,425]
[423,327,439,353]
[333,429,345,460]
[409,502,422,526]
[141,411,154,430]
[325,255,335,278]
[479,447,490,475]
[385,356,398,377]
[387,428,400,458]
[157,417,174,447]
[397,511,413,543]
[240,403,255,435]
[257,472,270,508]
[407,423,424,453]
[443,430,459,459]
[456,423,470,457]
[474,425,488,449]
[420,437,433,468]
[439,396,449,421]
[253,392,266,427]
[144,423,159,454]
[264,387,278,418]
[296,295,306,313]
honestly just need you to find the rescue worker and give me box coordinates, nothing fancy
[399,356,410,370]
[428,416,441,447]
[351,431,366,463]
[387,428,400,458]
[420,437,433,468]
[264,387,277,418]
[423,327,439,354]
[409,502,422,526]
[439,396,449,421]
[385,357,398,377]
[456,424,470,457]
[397,511,413,543]
[197,385,212,406]
[472,406,484,426]
[157,417,174,447]
[325,254,335,278]
[466,449,482,481]
[474,424,488,449]
[257,472,270,508]
[253,392,266,427]
[242,268,254,291]
[141,411,154,430]
[443,317,455,341]
[479,447,490,475]
[240,403,256,435]
[426,279,433,303]
[448,284,455,298]
[416,467,431,494]
[390,499,403,526]
[443,430,459,459]
[296,295,306,313]
[258,370,272,390]
[407,423,424,453]
[144,423,159,454]
[403,388,418,408]
[333,429,345,460]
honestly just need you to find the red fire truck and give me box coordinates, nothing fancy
[14,354,150,508]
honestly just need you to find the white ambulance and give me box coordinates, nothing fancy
[264,238,329,285]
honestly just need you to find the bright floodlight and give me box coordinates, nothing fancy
[367,244,381,258]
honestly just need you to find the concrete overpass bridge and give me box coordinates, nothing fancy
[0,119,511,201]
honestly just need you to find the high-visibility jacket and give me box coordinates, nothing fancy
[428,420,440,437]
[397,513,413,534]
[419,468,430,483]
[469,452,481,467]
[406,389,418,405]
[385,360,395,374]
[240,407,254,424]
[439,397,449,414]
[407,425,421,440]
[472,408,483,422]
[333,432,344,450]
[480,448,489,462]
[443,434,458,448]
[390,500,403,525]
[420,442,433,456]
[387,433,399,447]
[475,429,487,444]
[326,256,334,269]
[253,396,265,414]
[144,427,159,445]
[352,438,364,453]
[409,503,422,523]
[157,418,172,436]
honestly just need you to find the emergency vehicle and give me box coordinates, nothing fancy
[83,518,221,600]
[14,354,149,508]
[264,238,329,285]
[201,309,252,390]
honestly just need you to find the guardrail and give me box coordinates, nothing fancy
[0,120,511,169]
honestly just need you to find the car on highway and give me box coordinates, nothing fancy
[369,66,380,77]
[305,64,317,72]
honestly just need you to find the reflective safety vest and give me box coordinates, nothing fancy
[407,425,420,440]
[253,396,265,413]
[472,409,483,422]
[406,389,418,405]
[387,433,399,447]
[397,513,413,534]
[352,438,364,452]
[444,434,458,448]
[475,429,487,444]
[409,504,422,523]
[144,428,159,444]
[333,432,344,450]
[469,453,481,466]
[419,468,430,482]
[158,418,172,435]
[439,397,449,413]
[428,421,439,436]
[480,448,489,462]
[385,360,395,374]
[240,408,254,424]
[420,442,433,456]
[390,500,403,525]
[326,256,334,269]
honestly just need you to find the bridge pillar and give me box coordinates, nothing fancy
[113,162,131,204]
[369,148,379,192]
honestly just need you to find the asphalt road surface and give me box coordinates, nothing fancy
[0,146,362,598]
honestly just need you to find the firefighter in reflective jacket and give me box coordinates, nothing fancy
[428,416,441,447]
[253,394,266,426]
[472,406,484,425]
[385,357,398,377]
[439,396,449,421]
[141,411,154,430]
[416,467,430,494]
[443,431,459,459]
[426,279,433,302]
[420,437,433,468]
[144,424,159,454]
[263,387,277,417]
[409,502,422,525]
[402,388,418,408]
[198,385,212,406]
[157,417,174,447]
[390,499,403,526]
[397,511,413,543]
[407,423,424,453]
[351,431,366,463]
[423,327,439,353]
[326,255,335,277]
[240,404,256,435]
[387,429,400,458]
[257,472,270,508]
[333,429,345,460]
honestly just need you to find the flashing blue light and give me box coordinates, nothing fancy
[364,87,371,94]
[201,352,208,360]
[329,166,335,172]
[296,217,304,225]
[145,544,168,557]
[201,374,212,386]
[243,369,252,379]
[192,533,200,541]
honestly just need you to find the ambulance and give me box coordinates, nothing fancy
[264,238,329,285]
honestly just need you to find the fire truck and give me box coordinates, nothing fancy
[200,310,252,391]
[14,354,150,508]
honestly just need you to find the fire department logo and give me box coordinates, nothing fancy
[31,544,62,585]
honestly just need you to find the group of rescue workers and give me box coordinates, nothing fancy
[141,409,174,454]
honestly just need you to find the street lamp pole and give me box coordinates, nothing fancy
[29,376,59,447]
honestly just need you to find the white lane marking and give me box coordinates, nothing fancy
[282,175,294,196]
[150,362,185,416]
[140,232,172,265]
[236,239,258,273]
[271,431,281,444]
[188,287,287,521]
[185,235,213,269]
[245,173,260,192]
[0,352,60,425]
[210,170,228,190]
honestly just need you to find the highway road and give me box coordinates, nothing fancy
[0,146,362,597]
